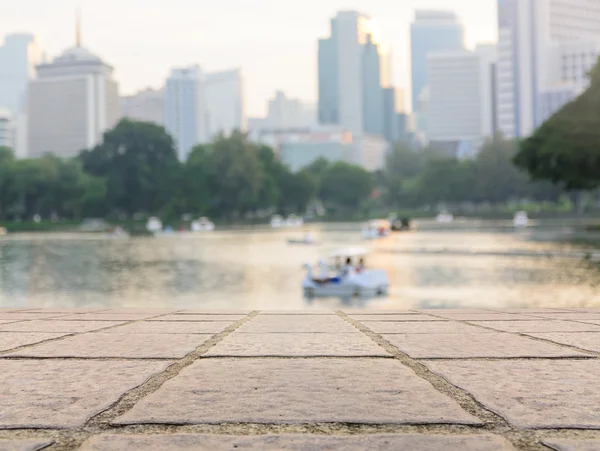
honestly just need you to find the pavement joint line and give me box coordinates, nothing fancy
[0,310,187,356]
[335,311,555,451]
[440,317,600,358]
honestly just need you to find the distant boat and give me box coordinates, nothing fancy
[362,219,391,240]
[285,214,304,227]
[435,212,454,223]
[513,211,529,228]
[271,215,284,228]
[288,233,315,245]
[146,217,163,233]
[0,226,6,236]
[191,217,215,232]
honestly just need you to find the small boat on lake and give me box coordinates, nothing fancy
[288,233,315,245]
[362,219,391,239]
[513,211,529,228]
[191,217,215,232]
[146,217,163,233]
[303,247,389,298]
[0,226,6,236]
[435,212,454,223]
[271,215,284,228]
[286,214,304,227]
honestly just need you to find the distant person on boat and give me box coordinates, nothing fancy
[356,258,365,273]
[339,258,353,279]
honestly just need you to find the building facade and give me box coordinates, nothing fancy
[0,108,14,149]
[205,69,245,140]
[164,66,206,161]
[28,46,120,158]
[318,11,391,136]
[497,0,600,137]
[427,45,498,156]
[410,10,464,113]
[120,87,164,125]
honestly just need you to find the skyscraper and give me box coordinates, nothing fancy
[28,43,120,158]
[120,88,164,125]
[497,0,600,138]
[205,69,245,140]
[164,66,206,161]
[318,11,390,136]
[410,11,464,113]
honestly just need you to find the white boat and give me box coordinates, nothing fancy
[362,219,391,239]
[0,226,6,236]
[146,217,163,233]
[303,247,389,297]
[191,217,215,232]
[435,212,454,223]
[288,233,315,245]
[513,211,529,228]
[271,215,284,228]
[285,214,304,227]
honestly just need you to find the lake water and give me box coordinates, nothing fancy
[0,219,598,310]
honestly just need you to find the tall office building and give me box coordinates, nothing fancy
[0,33,41,157]
[497,0,600,138]
[410,11,464,113]
[28,44,120,158]
[427,45,498,158]
[164,66,206,161]
[0,108,14,149]
[120,87,164,125]
[318,11,391,136]
[205,69,245,140]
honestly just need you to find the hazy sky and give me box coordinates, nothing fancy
[2,0,497,116]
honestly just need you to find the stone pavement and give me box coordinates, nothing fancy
[0,308,600,450]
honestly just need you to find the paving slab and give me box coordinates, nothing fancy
[469,320,600,333]
[424,313,539,321]
[80,434,515,450]
[0,439,53,451]
[205,333,389,357]
[542,439,600,451]
[343,310,419,314]
[580,320,600,326]
[382,332,588,358]
[57,313,163,321]
[348,315,447,322]
[7,332,213,359]
[236,315,358,333]
[413,309,495,314]
[177,310,252,315]
[0,332,68,352]
[257,311,335,315]
[114,358,480,425]
[111,321,233,335]
[0,320,125,333]
[0,320,21,325]
[0,359,170,429]
[0,313,70,320]
[149,314,246,322]
[23,309,108,314]
[489,309,574,314]
[424,360,600,428]
[360,321,488,334]
[101,309,178,314]
[525,332,600,353]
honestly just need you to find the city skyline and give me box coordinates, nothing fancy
[1,0,497,117]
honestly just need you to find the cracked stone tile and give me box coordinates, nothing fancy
[348,315,447,322]
[425,360,600,428]
[0,439,53,451]
[361,321,488,334]
[237,315,358,333]
[0,320,125,333]
[579,320,600,326]
[469,320,600,333]
[114,358,480,425]
[149,314,246,322]
[424,313,539,321]
[524,332,600,353]
[80,434,514,450]
[0,359,170,429]
[542,439,600,451]
[110,321,233,335]
[205,333,389,357]
[0,332,69,352]
[57,313,163,321]
[382,333,588,358]
[6,332,213,358]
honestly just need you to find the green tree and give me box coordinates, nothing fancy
[80,119,180,216]
[515,58,600,191]
[320,162,374,210]
[0,147,17,219]
[180,144,211,216]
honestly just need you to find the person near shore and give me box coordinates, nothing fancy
[356,258,365,273]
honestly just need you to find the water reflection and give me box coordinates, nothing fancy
[0,220,598,309]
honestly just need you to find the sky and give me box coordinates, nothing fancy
[1,0,497,117]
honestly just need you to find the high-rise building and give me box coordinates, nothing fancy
[318,11,391,136]
[205,69,245,140]
[383,87,405,143]
[164,66,206,161]
[120,88,164,125]
[410,11,464,114]
[427,45,498,157]
[28,43,120,158]
[0,108,14,149]
[0,33,42,158]
[497,0,600,137]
